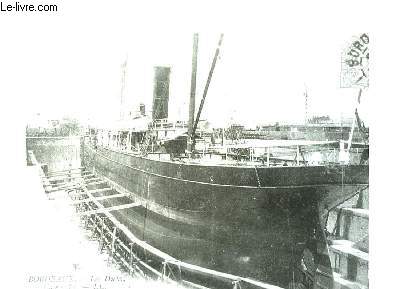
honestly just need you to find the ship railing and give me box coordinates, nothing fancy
[151,120,188,130]
[152,118,170,129]
[200,143,366,167]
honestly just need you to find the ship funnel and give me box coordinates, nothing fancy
[152,66,171,120]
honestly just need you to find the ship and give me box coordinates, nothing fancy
[81,34,369,289]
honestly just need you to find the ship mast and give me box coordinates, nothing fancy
[187,34,199,153]
[190,34,224,150]
[120,57,128,120]
[304,84,309,126]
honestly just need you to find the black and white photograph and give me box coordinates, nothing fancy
[1,1,395,289]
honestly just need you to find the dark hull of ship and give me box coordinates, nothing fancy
[82,144,368,288]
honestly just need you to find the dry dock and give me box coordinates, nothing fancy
[23,137,286,289]
[8,165,183,289]
[18,136,369,289]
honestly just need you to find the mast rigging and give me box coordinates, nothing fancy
[190,34,224,147]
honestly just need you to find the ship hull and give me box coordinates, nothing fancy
[82,144,368,288]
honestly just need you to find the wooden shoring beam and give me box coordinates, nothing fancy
[48,186,112,197]
[45,167,85,175]
[44,172,92,181]
[81,189,172,274]
[67,187,112,198]
[78,202,140,216]
[49,175,99,186]
[46,171,93,178]
[82,171,95,176]
[85,187,113,194]
[82,188,113,194]
[46,170,90,177]
[70,193,129,205]
[85,180,107,186]
[47,175,86,182]
[80,177,102,183]
[45,183,82,193]
[47,181,84,190]
[82,187,186,264]
[83,174,97,179]
[83,176,101,182]
[46,174,96,187]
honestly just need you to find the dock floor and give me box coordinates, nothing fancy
[2,166,181,289]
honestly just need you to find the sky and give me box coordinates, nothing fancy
[0,0,372,127]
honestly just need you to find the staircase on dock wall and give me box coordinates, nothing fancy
[326,189,369,289]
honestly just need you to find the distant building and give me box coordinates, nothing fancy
[26,114,82,137]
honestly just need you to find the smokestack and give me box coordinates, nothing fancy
[152,66,171,120]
